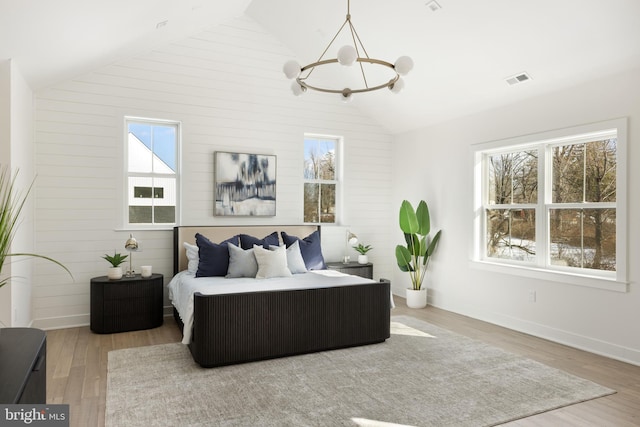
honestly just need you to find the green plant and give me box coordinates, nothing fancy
[353,243,372,255]
[0,166,72,288]
[395,199,442,291]
[102,252,128,268]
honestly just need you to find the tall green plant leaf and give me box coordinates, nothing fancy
[416,200,431,236]
[418,236,427,258]
[399,200,418,234]
[395,246,413,271]
[426,230,442,257]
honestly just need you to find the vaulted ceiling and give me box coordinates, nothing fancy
[2,0,639,133]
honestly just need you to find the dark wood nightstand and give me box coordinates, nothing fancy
[326,262,373,279]
[90,273,163,334]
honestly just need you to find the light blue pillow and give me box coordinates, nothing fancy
[226,243,258,278]
[270,240,307,274]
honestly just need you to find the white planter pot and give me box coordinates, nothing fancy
[406,288,427,309]
[357,255,368,264]
[107,267,123,280]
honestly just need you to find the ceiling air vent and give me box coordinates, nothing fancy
[426,1,442,12]
[505,72,532,86]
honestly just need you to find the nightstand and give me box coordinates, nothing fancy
[90,273,163,334]
[326,262,373,279]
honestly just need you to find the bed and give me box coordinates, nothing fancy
[171,225,391,368]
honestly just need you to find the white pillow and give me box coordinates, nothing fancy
[253,245,292,279]
[270,240,307,274]
[226,243,258,278]
[184,242,199,273]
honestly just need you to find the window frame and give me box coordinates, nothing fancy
[124,116,181,230]
[472,118,628,292]
[303,133,343,225]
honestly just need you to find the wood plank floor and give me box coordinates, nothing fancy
[46,300,640,426]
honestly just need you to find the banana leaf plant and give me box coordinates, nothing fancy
[395,199,442,291]
[0,166,72,288]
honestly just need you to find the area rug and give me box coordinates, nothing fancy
[105,316,614,427]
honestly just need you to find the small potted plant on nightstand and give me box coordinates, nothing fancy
[353,243,372,264]
[102,252,127,280]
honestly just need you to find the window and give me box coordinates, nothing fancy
[126,118,179,227]
[473,119,627,288]
[303,135,340,223]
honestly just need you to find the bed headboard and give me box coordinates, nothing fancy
[173,225,320,275]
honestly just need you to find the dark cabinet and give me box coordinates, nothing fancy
[0,328,47,403]
[326,262,373,279]
[90,273,163,334]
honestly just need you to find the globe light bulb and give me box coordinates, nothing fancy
[283,60,301,79]
[337,45,358,66]
[394,56,414,76]
[389,78,405,94]
[291,81,306,96]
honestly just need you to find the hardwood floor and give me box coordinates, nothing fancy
[47,300,640,426]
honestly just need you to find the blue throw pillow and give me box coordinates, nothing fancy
[239,232,279,249]
[195,233,239,277]
[281,230,326,270]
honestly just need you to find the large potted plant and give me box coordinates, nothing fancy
[1,167,71,289]
[395,199,441,308]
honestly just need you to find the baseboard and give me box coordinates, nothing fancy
[31,306,177,331]
[31,314,90,330]
[437,302,640,367]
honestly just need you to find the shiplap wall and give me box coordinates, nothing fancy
[32,15,394,329]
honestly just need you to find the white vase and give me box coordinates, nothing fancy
[358,254,368,264]
[107,267,123,280]
[406,288,427,309]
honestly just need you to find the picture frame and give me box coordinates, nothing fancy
[214,151,276,216]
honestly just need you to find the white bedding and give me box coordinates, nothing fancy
[168,269,377,344]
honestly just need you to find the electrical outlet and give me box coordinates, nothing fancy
[528,290,536,303]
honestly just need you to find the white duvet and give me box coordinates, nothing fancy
[168,269,377,344]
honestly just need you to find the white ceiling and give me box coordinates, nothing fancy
[2,0,640,134]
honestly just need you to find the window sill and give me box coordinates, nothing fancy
[469,260,628,293]
[115,227,175,232]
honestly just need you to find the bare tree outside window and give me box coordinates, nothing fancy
[304,137,338,223]
[550,139,616,270]
[486,150,537,261]
[483,136,616,273]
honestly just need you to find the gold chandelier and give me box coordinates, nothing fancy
[283,0,413,102]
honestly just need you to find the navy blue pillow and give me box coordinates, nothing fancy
[239,232,279,250]
[195,233,239,277]
[281,230,326,270]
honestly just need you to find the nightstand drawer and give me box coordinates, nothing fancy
[326,262,373,279]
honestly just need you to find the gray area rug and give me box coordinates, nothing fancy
[106,316,614,426]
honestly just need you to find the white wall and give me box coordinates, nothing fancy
[392,67,640,365]
[0,60,35,327]
[9,61,35,327]
[0,60,11,327]
[32,15,394,329]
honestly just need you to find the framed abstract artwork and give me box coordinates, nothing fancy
[214,151,276,216]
